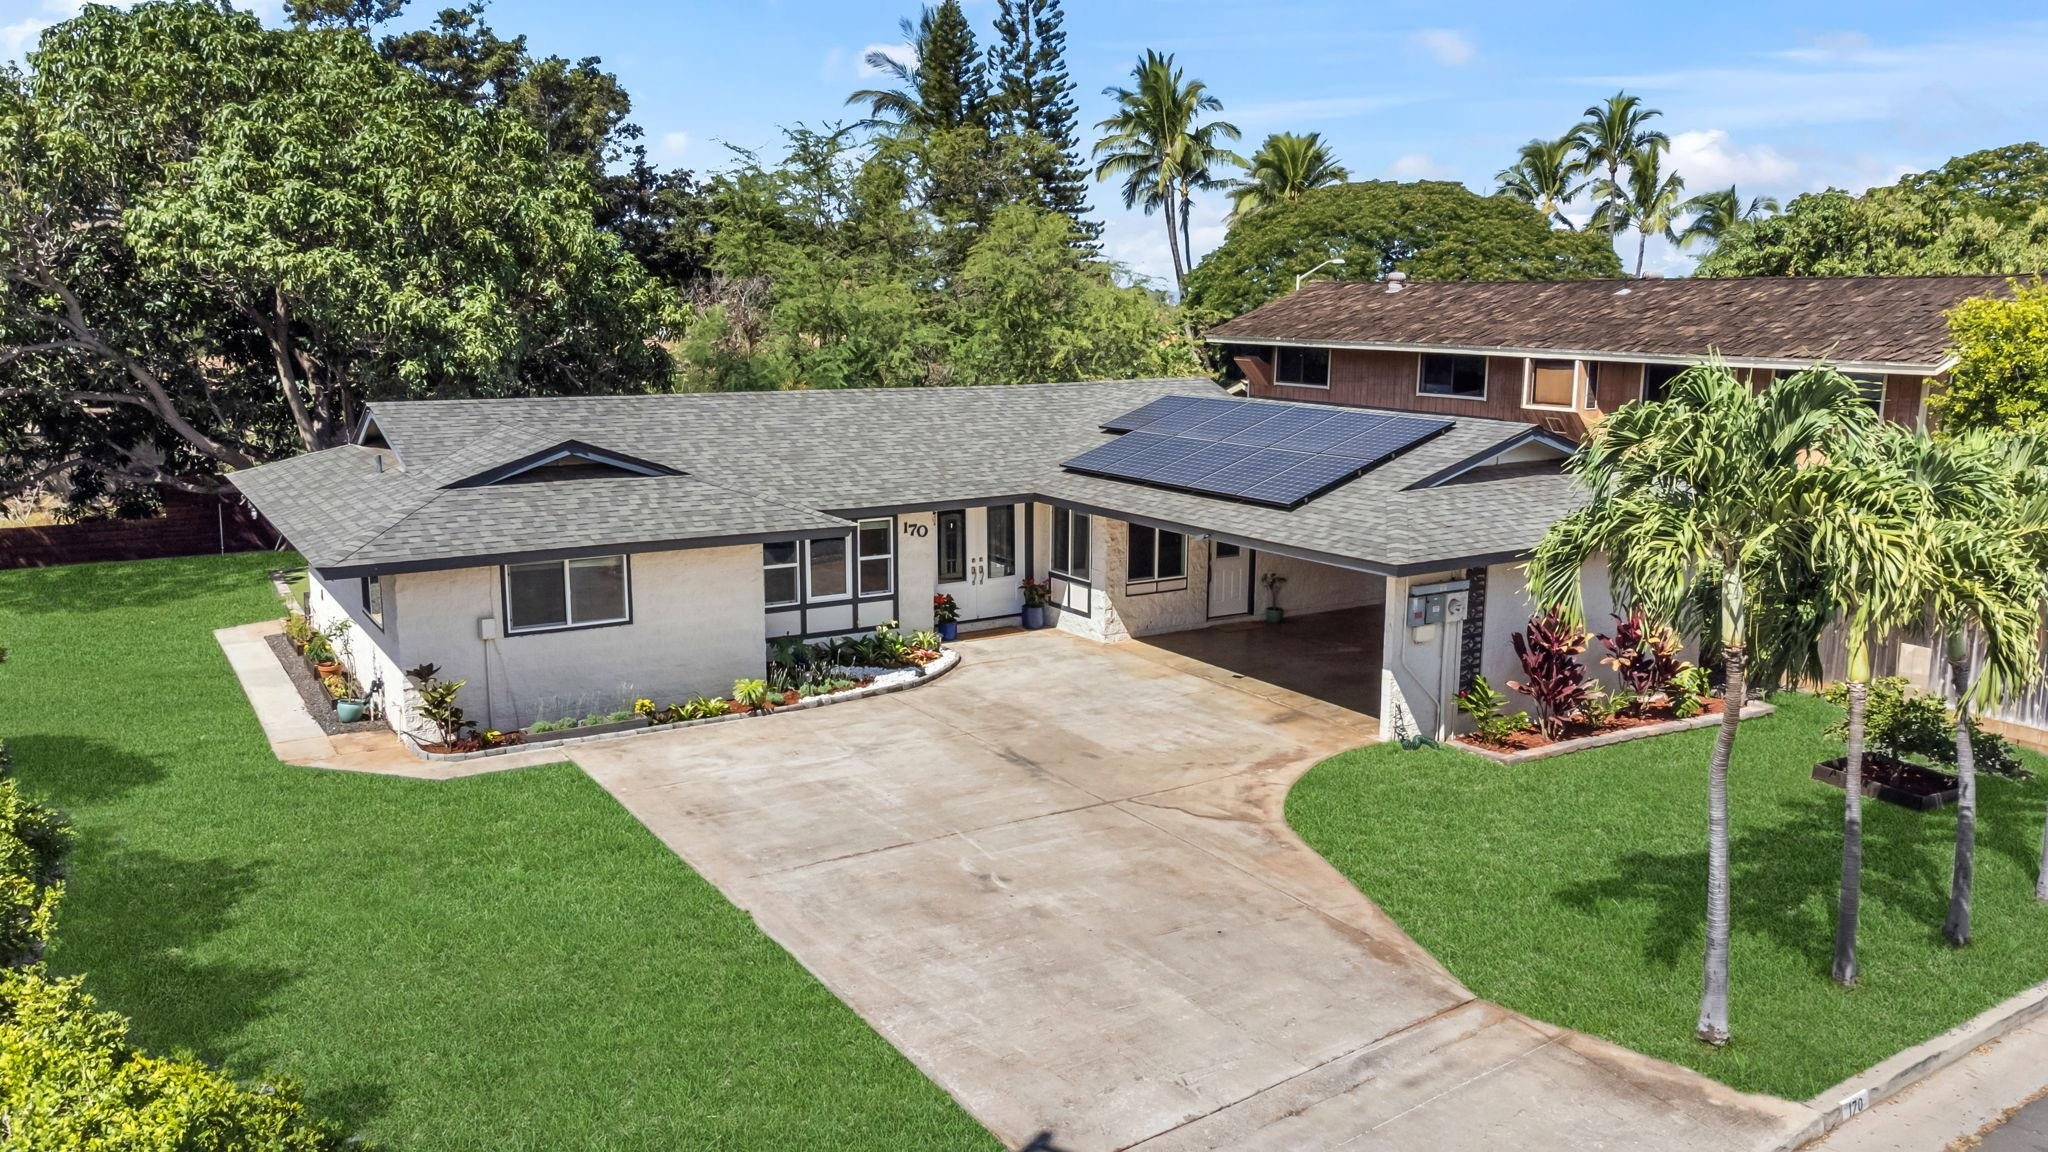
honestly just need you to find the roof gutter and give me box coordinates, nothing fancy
[1203,335,1950,377]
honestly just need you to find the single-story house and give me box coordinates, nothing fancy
[1205,274,2014,437]
[230,378,1598,745]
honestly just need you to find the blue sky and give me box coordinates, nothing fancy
[7,0,2047,287]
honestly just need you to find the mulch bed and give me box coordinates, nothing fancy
[265,631,381,736]
[1458,697,1727,753]
[1813,753,1960,810]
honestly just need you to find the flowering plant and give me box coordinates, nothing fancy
[1019,578,1052,608]
[932,593,960,624]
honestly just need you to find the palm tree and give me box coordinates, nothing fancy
[1679,186,1781,250]
[1093,50,1239,294]
[1592,146,1686,277]
[1173,122,1244,265]
[846,2,987,134]
[1527,363,1881,1044]
[1229,132,1348,220]
[1577,91,1667,231]
[1495,134,1589,229]
[1887,431,2043,946]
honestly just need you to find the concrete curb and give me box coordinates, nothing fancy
[1770,979,2048,1150]
[1456,701,1776,765]
[402,648,963,763]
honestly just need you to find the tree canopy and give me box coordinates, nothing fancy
[1933,279,2048,434]
[1695,143,2048,277]
[1182,181,1622,319]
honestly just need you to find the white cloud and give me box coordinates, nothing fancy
[1410,28,1474,67]
[857,42,915,78]
[1667,129,1797,192]
[659,131,689,159]
[1386,152,1455,180]
[2,18,50,63]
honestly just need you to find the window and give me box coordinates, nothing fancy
[1214,541,1240,559]
[1418,353,1487,399]
[1274,346,1330,388]
[363,575,388,628]
[1126,524,1187,590]
[937,510,966,583]
[1526,359,1578,409]
[807,536,850,601]
[504,555,629,634]
[1846,372,1886,412]
[1050,507,1089,579]
[1582,362,1601,410]
[986,505,1016,577]
[857,518,893,596]
[763,542,799,607]
[1642,363,1684,402]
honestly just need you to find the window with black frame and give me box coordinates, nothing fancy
[1126,524,1187,592]
[1050,508,1089,579]
[504,555,629,633]
[986,505,1015,577]
[1419,353,1487,399]
[937,510,966,582]
[1642,363,1684,402]
[1274,346,1329,388]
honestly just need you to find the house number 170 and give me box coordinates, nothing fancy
[901,523,930,537]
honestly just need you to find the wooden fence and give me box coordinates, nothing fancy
[0,492,281,570]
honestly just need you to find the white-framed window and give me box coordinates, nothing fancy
[1273,346,1330,388]
[1050,507,1090,580]
[763,542,800,607]
[806,535,850,602]
[362,574,389,629]
[1126,524,1187,594]
[503,555,630,634]
[1417,353,1487,400]
[857,518,893,596]
[1523,358,1579,411]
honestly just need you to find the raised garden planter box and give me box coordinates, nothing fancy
[1455,701,1775,765]
[403,648,960,762]
[1812,754,1960,811]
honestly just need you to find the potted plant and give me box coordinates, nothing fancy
[1261,572,1289,624]
[1019,578,1051,630]
[933,593,960,642]
[306,631,339,678]
[336,696,368,724]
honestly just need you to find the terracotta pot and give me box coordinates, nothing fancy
[315,660,340,678]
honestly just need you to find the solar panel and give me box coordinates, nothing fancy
[1069,395,1453,508]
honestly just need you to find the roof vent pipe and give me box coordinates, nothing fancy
[1384,271,1407,294]
[374,454,384,473]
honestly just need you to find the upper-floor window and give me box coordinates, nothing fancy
[1582,362,1601,410]
[1526,359,1579,410]
[1274,346,1330,388]
[1846,372,1886,412]
[1642,363,1684,402]
[1418,353,1487,400]
[505,555,629,634]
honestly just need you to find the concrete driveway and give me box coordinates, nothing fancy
[572,629,1810,1151]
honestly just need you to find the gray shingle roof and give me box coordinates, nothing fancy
[1206,275,2016,370]
[232,378,1571,577]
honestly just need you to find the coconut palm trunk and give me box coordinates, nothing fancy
[1698,566,1743,1046]
[1832,635,1870,985]
[1944,633,1978,946]
[1160,197,1185,293]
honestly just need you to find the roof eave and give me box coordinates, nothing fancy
[1203,334,1950,376]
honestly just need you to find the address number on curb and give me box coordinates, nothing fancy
[1836,1088,1870,1120]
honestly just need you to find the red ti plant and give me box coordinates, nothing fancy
[1597,609,1684,699]
[1508,611,1594,738]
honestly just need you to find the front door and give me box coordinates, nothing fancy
[1208,540,1251,618]
[937,505,1023,624]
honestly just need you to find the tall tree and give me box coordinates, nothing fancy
[1495,134,1590,229]
[988,0,1096,243]
[1093,51,1239,295]
[846,2,988,135]
[1527,364,1881,1044]
[1678,186,1780,251]
[1228,132,1348,221]
[1593,146,1686,276]
[1577,92,1667,234]
[1935,281,2048,435]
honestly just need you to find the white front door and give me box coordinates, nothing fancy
[938,505,1023,624]
[1209,540,1251,618]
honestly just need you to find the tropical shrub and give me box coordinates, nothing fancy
[0,750,71,968]
[1581,684,1639,727]
[404,664,472,747]
[1507,612,1594,737]
[0,967,348,1151]
[1821,676,2025,777]
[1597,610,1684,698]
[1667,666,1715,719]
[1454,677,1535,745]
[678,696,730,721]
[909,630,943,653]
[732,679,776,713]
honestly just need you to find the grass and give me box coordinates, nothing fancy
[0,553,997,1151]
[1288,693,2048,1101]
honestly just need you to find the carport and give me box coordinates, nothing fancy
[1134,604,1385,723]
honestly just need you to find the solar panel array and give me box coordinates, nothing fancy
[1065,395,1453,509]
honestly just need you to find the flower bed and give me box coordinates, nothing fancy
[1459,695,1727,754]
[1812,754,1960,811]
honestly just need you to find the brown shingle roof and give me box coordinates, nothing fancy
[1205,275,2019,371]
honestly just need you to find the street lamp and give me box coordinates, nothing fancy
[1294,257,1346,292]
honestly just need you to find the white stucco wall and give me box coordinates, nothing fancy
[1254,551,1385,618]
[306,570,412,733]
[384,545,765,734]
[897,511,939,633]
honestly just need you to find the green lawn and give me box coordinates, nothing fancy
[1288,693,2048,1101]
[0,553,996,1151]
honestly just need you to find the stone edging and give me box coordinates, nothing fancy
[401,648,962,763]
[1770,978,2048,1150]
[1453,702,1776,765]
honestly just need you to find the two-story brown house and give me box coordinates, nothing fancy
[1206,274,2014,438]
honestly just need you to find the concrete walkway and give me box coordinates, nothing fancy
[571,628,1813,1151]
[1806,1012,2048,1152]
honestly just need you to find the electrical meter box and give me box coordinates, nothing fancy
[1407,579,1472,630]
